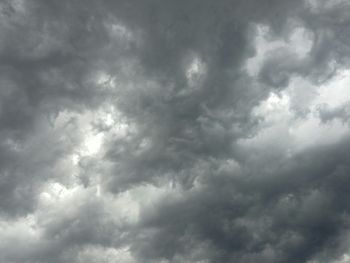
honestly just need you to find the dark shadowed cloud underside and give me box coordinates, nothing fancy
[1,0,350,262]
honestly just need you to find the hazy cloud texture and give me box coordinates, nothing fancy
[1,0,350,262]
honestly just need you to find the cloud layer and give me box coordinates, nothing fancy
[1,0,350,262]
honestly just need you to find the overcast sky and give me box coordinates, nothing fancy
[1,0,350,262]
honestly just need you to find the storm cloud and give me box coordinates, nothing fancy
[1,0,350,262]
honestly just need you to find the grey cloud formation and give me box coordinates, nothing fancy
[1,0,350,262]
[318,102,350,123]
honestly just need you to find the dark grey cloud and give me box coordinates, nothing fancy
[126,136,350,263]
[1,0,350,262]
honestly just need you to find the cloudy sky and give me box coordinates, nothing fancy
[1,0,350,262]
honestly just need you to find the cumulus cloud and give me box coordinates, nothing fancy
[1,0,350,262]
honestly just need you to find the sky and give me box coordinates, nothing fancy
[1,0,350,262]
